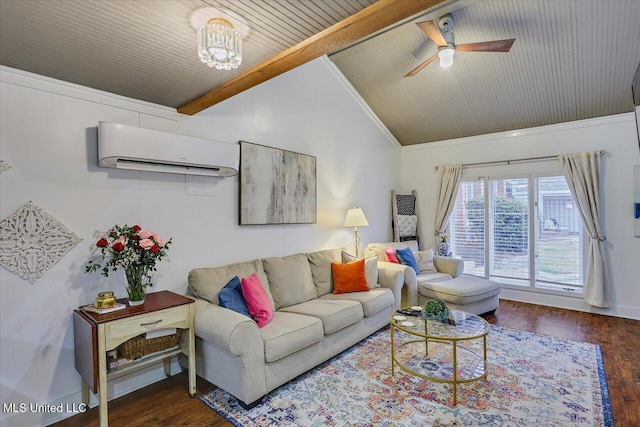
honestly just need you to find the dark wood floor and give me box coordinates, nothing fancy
[53,300,640,426]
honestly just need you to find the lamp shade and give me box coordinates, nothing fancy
[343,208,369,228]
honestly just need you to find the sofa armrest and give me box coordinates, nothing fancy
[433,256,464,278]
[378,261,417,287]
[378,262,417,309]
[377,263,405,310]
[193,298,264,358]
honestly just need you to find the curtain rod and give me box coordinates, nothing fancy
[435,149,605,171]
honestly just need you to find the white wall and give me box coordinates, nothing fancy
[177,57,400,264]
[0,57,400,426]
[400,114,640,319]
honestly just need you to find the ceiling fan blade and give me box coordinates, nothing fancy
[416,21,447,47]
[404,53,439,77]
[456,39,515,52]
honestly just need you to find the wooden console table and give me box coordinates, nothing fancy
[73,290,195,427]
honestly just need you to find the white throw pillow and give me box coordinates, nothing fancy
[413,249,437,273]
[341,251,380,289]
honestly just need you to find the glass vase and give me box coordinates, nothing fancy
[124,266,148,306]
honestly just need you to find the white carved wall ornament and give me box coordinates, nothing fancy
[0,159,11,174]
[0,201,82,284]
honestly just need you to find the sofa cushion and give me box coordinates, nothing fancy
[263,253,317,309]
[241,274,274,328]
[418,276,502,305]
[189,259,275,310]
[306,248,343,296]
[332,260,369,294]
[320,288,394,317]
[218,276,251,318]
[417,272,454,283]
[260,311,324,363]
[341,251,380,290]
[414,249,437,273]
[280,299,363,335]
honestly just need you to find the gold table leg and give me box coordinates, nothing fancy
[483,334,488,383]
[452,340,458,405]
[390,323,395,376]
[424,319,429,356]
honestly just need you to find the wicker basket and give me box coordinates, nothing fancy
[118,329,182,360]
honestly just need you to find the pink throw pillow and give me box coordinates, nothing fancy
[385,247,400,263]
[241,274,273,328]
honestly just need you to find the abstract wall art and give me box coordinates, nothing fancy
[240,141,316,225]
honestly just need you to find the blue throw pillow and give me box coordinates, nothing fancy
[395,247,420,275]
[218,276,251,318]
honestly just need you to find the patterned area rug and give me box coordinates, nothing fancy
[200,325,612,426]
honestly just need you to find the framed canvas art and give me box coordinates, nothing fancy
[239,141,317,225]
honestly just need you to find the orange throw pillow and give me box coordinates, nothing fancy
[331,259,369,294]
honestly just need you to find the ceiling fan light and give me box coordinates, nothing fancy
[198,18,242,70]
[438,47,454,68]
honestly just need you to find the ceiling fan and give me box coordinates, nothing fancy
[405,14,515,77]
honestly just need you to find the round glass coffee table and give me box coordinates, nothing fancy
[390,307,490,405]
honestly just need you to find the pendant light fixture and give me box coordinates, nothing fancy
[198,18,242,70]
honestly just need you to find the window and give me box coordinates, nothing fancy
[450,175,584,295]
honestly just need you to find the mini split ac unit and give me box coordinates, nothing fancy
[98,121,239,177]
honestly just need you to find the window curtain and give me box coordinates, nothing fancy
[560,151,610,307]
[433,165,462,247]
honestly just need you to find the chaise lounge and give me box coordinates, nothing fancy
[365,240,502,315]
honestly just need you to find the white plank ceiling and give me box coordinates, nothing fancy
[0,0,376,107]
[330,0,640,144]
[1,1,639,145]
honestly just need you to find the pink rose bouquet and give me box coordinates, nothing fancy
[85,224,171,302]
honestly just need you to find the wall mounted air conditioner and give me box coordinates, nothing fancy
[98,121,239,177]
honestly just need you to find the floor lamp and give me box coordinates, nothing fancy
[343,207,369,258]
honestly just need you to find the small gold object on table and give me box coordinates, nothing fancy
[390,307,490,405]
[94,291,116,309]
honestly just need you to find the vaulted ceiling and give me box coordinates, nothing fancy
[330,0,640,144]
[1,0,639,146]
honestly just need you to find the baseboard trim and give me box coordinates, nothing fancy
[499,288,640,320]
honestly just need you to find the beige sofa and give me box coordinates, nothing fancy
[187,248,403,408]
[365,241,501,315]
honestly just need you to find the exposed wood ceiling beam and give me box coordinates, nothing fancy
[178,0,448,115]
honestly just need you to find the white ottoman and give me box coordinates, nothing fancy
[417,275,502,315]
